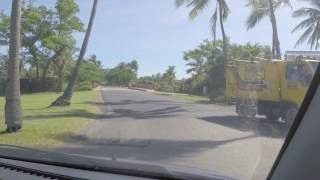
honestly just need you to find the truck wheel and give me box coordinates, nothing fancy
[285,106,298,125]
[238,110,247,118]
[266,113,280,121]
[247,109,256,118]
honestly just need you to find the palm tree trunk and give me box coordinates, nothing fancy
[218,0,228,60]
[268,0,281,59]
[57,68,64,92]
[218,0,228,93]
[5,0,22,132]
[50,0,98,106]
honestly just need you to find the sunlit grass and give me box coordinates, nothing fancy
[0,91,100,149]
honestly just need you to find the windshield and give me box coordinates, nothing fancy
[310,61,319,73]
[0,0,320,179]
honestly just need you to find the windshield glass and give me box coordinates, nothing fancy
[0,0,320,179]
[310,61,319,73]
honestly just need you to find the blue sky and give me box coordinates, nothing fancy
[0,0,311,79]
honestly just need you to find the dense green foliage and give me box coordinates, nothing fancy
[0,0,104,94]
[134,39,272,100]
[0,0,318,97]
[74,55,104,91]
[105,60,138,86]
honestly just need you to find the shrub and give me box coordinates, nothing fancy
[211,95,227,104]
[0,80,5,96]
[74,81,92,91]
[0,78,59,95]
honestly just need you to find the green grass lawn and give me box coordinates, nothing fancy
[156,92,210,104]
[0,91,100,149]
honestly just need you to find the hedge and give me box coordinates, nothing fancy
[0,78,59,96]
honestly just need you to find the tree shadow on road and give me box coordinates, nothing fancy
[53,134,257,163]
[110,106,186,119]
[199,115,289,139]
[85,99,191,106]
[24,106,186,120]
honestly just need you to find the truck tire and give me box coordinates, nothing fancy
[266,113,280,121]
[285,106,298,125]
[247,109,256,118]
[236,99,257,118]
[237,105,256,118]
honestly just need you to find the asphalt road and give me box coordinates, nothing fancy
[57,87,290,180]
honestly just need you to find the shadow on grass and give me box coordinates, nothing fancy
[199,115,290,139]
[0,131,7,135]
[24,105,186,121]
[53,133,257,162]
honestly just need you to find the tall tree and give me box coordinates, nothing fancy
[246,0,291,59]
[184,49,206,75]
[175,0,230,60]
[0,1,82,82]
[51,0,98,106]
[129,60,138,75]
[21,5,54,79]
[41,0,84,81]
[163,66,176,84]
[5,0,23,133]
[292,0,320,50]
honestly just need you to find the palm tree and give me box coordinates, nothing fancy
[5,0,23,132]
[175,0,230,60]
[51,0,98,106]
[184,49,205,75]
[129,60,138,74]
[163,66,176,84]
[292,0,320,50]
[246,0,291,59]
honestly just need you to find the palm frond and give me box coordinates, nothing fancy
[186,62,198,67]
[292,5,320,50]
[220,0,230,20]
[292,18,314,32]
[210,7,218,40]
[273,0,292,9]
[246,9,267,29]
[246,0,261,7]
[189,0,210,20]
[295,24,314,47]
[186,68,196,74]
[175,0,193,8]
[293,8,319,18]
[308,22,320,49]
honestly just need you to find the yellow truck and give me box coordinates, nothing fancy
[225,58,318,124]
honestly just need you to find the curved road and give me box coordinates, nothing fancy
[57,87,290,180]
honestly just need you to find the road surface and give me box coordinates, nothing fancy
[57,87,290,180]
